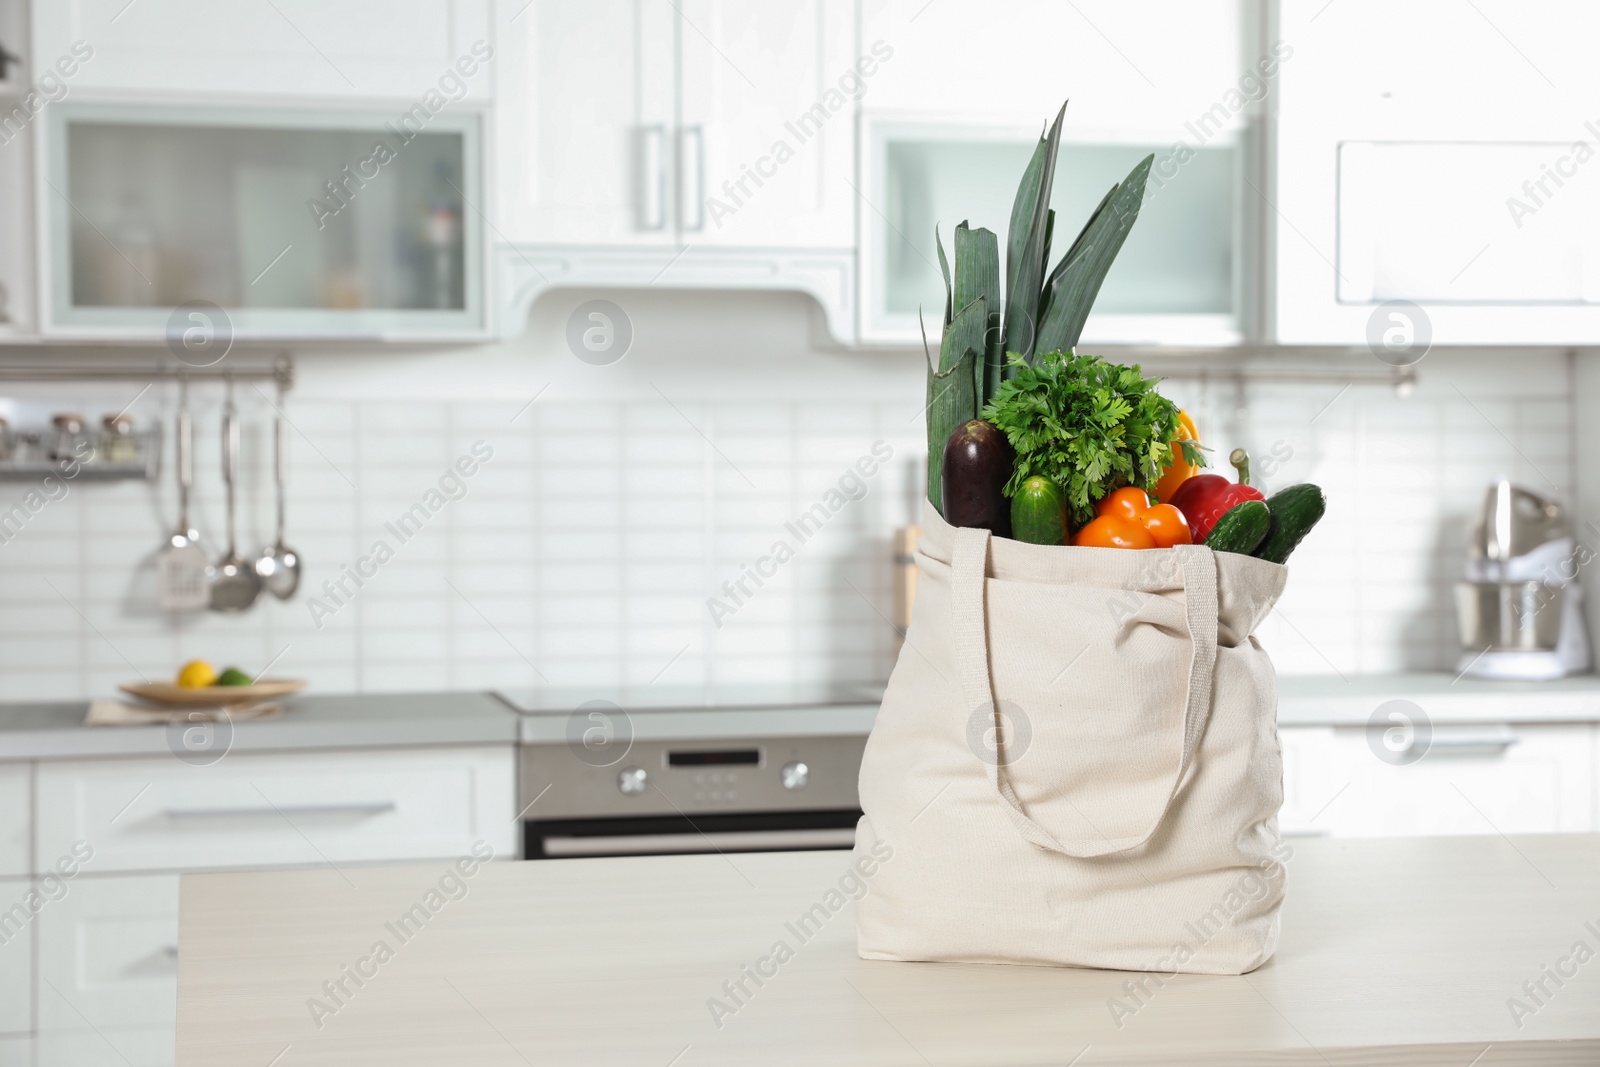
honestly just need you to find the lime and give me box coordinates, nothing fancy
[217,667,253,687]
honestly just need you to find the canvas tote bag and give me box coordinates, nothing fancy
[855,503,1290,974]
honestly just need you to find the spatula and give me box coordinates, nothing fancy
[156,376,209,611]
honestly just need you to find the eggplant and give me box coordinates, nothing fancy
[941,419,1012,536]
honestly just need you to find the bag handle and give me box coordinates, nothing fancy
[949,526,1219,858]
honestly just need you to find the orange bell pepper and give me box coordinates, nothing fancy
[1073,487,1192,549]
[1154,409,1201,504]
[1074,514,1155,549]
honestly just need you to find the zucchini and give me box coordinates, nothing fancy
[1202,500,1271,555]
[1253,483,1327,565]
[1010,476,1069,545]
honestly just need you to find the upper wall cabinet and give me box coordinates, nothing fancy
[495,0,676,246]
[860,0,1247,130]
[1274,0,1600,345]
[38,104,486,340]
[31,0,494,101]
[860,121,1252,346]
[496,0,855,248]
[856,0,1263,345]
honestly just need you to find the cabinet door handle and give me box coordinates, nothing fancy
[161,801,397,820]
[636,124,667,231]
[678,124,705,232]
[1433,735,1516,758]
[1425,727,1520,757]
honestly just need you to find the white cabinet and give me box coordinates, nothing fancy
[1274,0,1600,345]
[0,880,31,1035]
[0,87,34,339]
[31,0,493,101]
[35,874,178,1067]
[37,103,487,341]
[35,747,516,874]
[1279,723,1598,838]
[0,765,27,877]
[497,0,677,245]
[856,0,1261,345]
[0,1037,29,1067]
[861,0,1245,129]
[17,743,517,1067]
[498,0,855,248]
[677,0,856,247]
[858,119,1252,345]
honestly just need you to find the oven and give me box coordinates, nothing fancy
[498,688,876,859]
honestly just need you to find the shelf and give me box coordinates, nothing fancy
[0,458,156,482]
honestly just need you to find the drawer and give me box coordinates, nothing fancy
[36,747,516,874]
[0,764,28,877]
[1280,723,1597,838]
[0,880,31,1034]
[37,874,177,1065]
[37,1030,169,1067]
[0,1037,31,1067]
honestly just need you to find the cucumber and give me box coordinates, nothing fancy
[1010,476,1069,545]
[1202,499,1271,555]
[1253,483,1326,565]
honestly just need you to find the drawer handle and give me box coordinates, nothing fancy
[1425,729,1520,757]
[161,801,398,820]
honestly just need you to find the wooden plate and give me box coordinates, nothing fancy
[119,680,307,707]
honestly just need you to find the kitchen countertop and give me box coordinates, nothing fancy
[1276,672,1600,725]
[175,834,1600,1066]
[0,691,518,760]
[3,671,1597,761]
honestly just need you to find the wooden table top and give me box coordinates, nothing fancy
[176,833,1600,1066]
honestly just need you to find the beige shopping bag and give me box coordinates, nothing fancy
[855,503,1291,974]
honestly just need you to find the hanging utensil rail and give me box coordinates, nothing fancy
[0,355,293,387]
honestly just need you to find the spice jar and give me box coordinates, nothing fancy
[101,413,140,464]
[50,413,86,463]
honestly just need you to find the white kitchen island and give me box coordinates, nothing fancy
[175,834,1600,1066]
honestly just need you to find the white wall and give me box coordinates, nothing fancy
[0,288,1579,699]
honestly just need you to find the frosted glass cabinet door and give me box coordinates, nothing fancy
[40,104,486,340]
[861,123,1244,344]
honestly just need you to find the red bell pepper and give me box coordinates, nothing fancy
[1168,448,1266,541]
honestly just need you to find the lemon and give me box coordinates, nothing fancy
[177,660,218,688]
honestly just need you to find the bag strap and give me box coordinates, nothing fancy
[950,526,1220,858]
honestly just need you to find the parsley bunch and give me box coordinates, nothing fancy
[982,351,1202,526]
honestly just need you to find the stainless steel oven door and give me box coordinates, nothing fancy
[524,809,861,859]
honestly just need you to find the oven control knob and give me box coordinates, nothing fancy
[780,761,809,791]
[617,767,648,796]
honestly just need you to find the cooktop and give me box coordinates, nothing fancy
[493,682,884,716]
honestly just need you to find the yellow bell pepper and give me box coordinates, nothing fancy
[1154,409,1201,503]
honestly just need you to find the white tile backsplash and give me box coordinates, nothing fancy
[0,290,1582,699]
